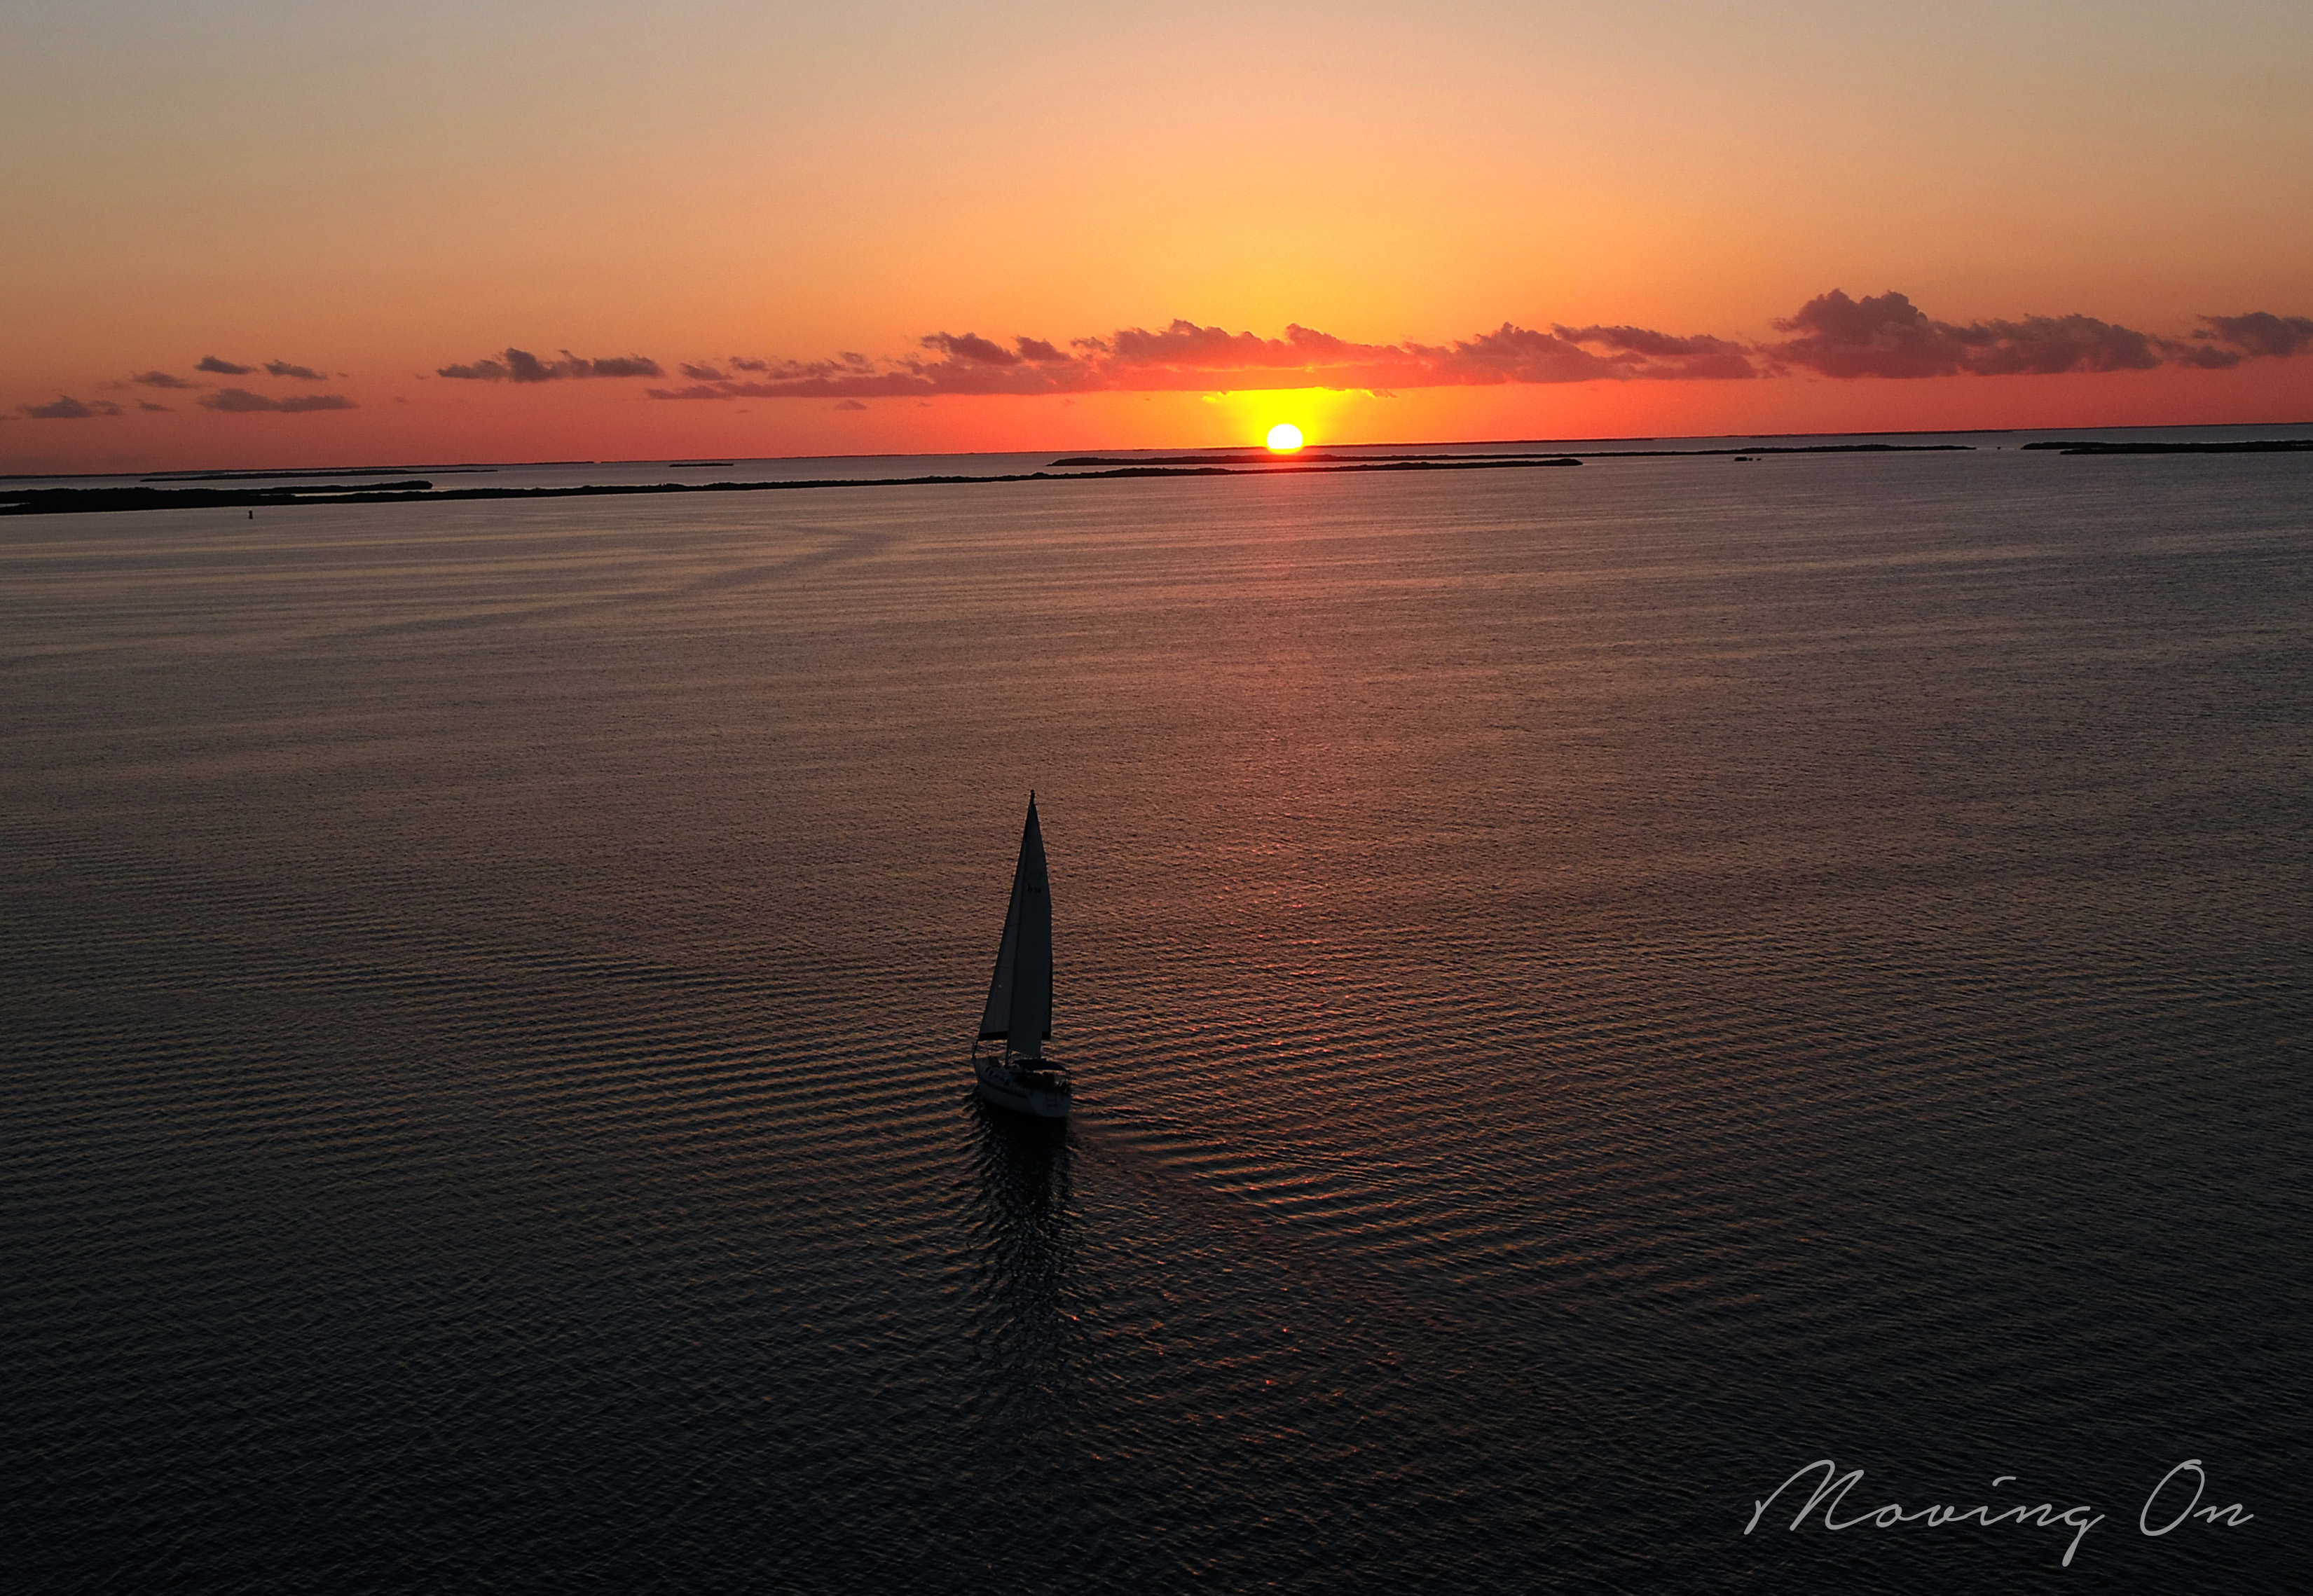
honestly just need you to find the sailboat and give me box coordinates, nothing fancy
[971,793,1072,1117]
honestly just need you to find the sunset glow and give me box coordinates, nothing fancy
[5,8,2309,1591]
[1,3,2307,473]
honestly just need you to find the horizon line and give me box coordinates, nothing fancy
[5,417,2309,484]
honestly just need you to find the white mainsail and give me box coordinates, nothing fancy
[977,862,1022,1038]
[977,794,1052,1057]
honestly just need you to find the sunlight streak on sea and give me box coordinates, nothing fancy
[4,439,2307,1592]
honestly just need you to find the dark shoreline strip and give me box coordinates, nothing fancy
[1052,443,1975,466]
[141,465,497,482]
[1,455,1581,517]
[2019,439,2313,455]
[2,483,435,515]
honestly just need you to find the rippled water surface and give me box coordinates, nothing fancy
[4,446,2307,1593]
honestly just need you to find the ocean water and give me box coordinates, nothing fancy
[3,441,2307,1593]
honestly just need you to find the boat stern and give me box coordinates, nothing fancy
[973,1056,1073,1117]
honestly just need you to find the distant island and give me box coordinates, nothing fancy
[4,482,436,514]
[3,456,1587,516]
[1052,449,1581,466]
[140,465,494,483]
[2020,439,2313,455]
[11,436,2302,517]
[1052,442,1974,467]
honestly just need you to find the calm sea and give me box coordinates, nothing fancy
[4,434,2307,1593]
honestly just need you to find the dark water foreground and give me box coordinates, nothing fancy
[3,448,2306,1592]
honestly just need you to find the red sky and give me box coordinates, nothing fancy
[5,1,2308,474]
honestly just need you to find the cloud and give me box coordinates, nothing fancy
[2194,311,2313,360]
[2162,343,2245,371]
[1766,290,2172,378]
[1553,324,1737,358]
[921,331,1020,366]
[1553,324,1759,380]
[1764,291,1963,378]
[43,298,2302,427]
[1963,315,2164,376]
[439,294,2313,408]
[833,399,869,411]
[1419,323,1634,384]
[647,316,1762,403]
[139,401,172,412]
[1091,320,1354,373]
[24,395,123,419]
[436,347,665,381]
[436,353,519,382]
[199,388,357,412]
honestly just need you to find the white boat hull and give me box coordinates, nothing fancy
[974,1056,1071,1118]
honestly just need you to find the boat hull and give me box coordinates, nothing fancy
[974,1057,1071,1118]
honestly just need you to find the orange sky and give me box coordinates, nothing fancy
[4,1,2308,474]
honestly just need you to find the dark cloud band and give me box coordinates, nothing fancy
[22,395,122,420]
[27,296,2305,422]
[199,388,357,413]
[437,348,665,382]
[645,295,2313,402]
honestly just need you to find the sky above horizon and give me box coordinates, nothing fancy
[5,0,2309,473]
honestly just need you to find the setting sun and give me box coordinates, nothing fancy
[1265,423,1305,453]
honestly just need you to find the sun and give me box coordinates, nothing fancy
[1265,422,1305,453]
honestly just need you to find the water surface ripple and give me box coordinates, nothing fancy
[4,450,2306,1592]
